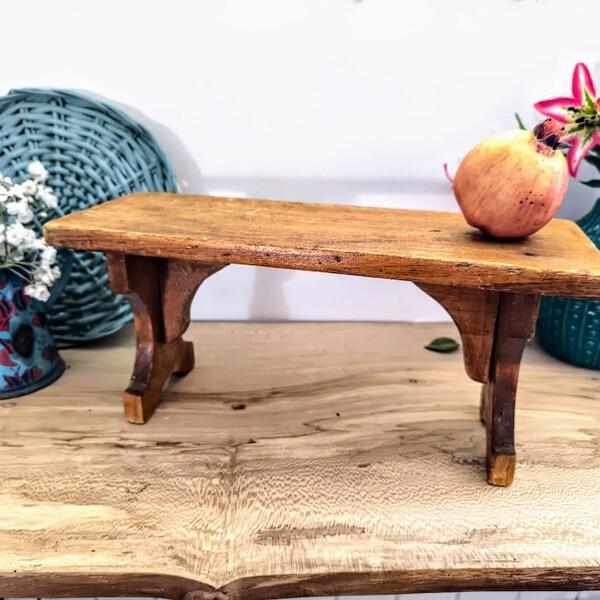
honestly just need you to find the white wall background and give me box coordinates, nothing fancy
[3,0,600,322]
[3,6,600,600]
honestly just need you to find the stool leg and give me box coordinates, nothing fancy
[482,292,540,486]
[106,254,224,424]
[419,284,540,485]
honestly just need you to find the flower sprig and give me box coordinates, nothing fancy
[0,162,61,302]
[535,62,600,176]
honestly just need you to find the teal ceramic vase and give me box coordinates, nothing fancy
[536,199,600,369]
[0,271,65,399]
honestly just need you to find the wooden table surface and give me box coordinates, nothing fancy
[2,322,600,599]
[44,193,600,297]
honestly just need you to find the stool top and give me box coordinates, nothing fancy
[45,193,600,298]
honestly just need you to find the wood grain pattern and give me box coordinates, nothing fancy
[2,322,600,598]
[44,193,600,298]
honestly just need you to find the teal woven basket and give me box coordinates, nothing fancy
[536,199,600,370]
[0,88,177,346]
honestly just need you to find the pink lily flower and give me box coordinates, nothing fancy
[534,62,600,176]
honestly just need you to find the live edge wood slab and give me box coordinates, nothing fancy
[44,193,600,487]
[2,323,600,599]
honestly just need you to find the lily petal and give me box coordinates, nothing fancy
[572,62,596,105]
[563,131,600,176]
[533,97,576,123]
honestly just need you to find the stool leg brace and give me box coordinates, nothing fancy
[108,253,540,486]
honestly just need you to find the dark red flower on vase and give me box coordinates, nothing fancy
[13,289,30,312]
[0,296,15,332]
[1,338,15,355]
[4,366,43,389]
[41,346,58,362]
[32,312,47,328]
[0,347,16,367]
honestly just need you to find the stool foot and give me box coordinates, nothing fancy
[107,254,224,423]
[124,339,194,424]
[482,292,540,486]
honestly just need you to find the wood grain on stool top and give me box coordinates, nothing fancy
[1,323,600,599]
[44,193,600,297]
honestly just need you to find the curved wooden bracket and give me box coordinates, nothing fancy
[418,284,540,486]
[160,260,225,342]
[417,284,499,383]
[107,254,225,423]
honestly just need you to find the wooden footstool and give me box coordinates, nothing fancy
[44,193,600,486]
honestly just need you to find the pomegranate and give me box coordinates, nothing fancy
[452,120,569,239]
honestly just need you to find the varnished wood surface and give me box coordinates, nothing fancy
[2,322,600,598]
[44,193,600,298]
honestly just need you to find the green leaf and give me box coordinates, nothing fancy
[584,152,600,172]
[514,112,527,130]
[584,87,597,112]
[581,179,600,188]
[425,337,460,353]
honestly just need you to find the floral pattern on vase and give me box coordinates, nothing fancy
[0,270,64,398]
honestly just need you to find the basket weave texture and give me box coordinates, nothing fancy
[0,88,177,346]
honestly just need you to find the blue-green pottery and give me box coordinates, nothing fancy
[0,270,64,398]
[536,199,600,369]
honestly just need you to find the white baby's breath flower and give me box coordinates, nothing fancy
[6,199,34,224]
[38,188,57,209]
[35,264,61,286]
[20,180,37,196]
[21,227,37,249]
[0,162,61,302]
[6,222,27,246]
[35,267,50,285]
[9,184,24,199]
[41,246,57,265]
[24,282,50,302]
[27,161,48,182]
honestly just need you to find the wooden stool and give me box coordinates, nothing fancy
[45,193,600,486]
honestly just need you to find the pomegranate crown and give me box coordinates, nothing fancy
[531,118,565,150]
